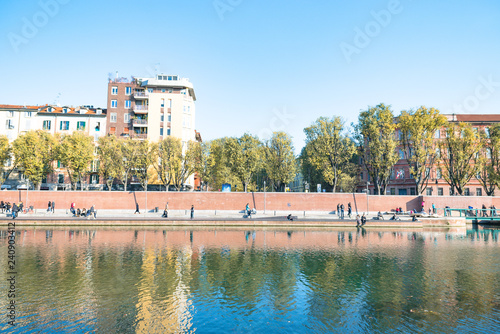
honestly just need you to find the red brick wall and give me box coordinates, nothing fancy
[0,190,433,212]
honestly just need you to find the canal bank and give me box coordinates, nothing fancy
[0,213,467,228]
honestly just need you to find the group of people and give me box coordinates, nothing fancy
[356,213,367,226]
[70,202,96,219]
[47,201,55,213]
[336,202,352,219]
[1,201,23,219]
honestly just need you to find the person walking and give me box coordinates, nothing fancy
[47,201,52,212]
[190,205,194,219]
[70,202,76,216]
[340,204,345,219]
[432,203,436,214]
[134,202,140,214]
[246,203,251,218]
[337,203,340,217]
[361,214,366,226]
[11,203,18,219]
[356,214,361,227]
[162,202,169,218]
[52,201,55,213]
[348,202,352,218]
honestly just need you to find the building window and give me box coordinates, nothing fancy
[438,188,443,196]
[63,108,69,113]
[111,100,117,108]
[396,168,405,179]
[123,127,129,134]
[434,130,440,138]
[167,128,171,136]
[187,106,191,114]
[476,188,482,196]
[410,188,416,195]
[436,168,442,179]
[161,89,166,93]
[160,114,164,122]
[5,120,14,129]
[25,111,32,117]
[360,172,363,180]
[160,128,164,136]
[399,149,405,160]
[125,100,131,108]
[110,127,116,134]
[90,174,99,184]
[8,111,14,118]
[390,188,395,195]
[464,188,470,196]
[426,188,432,196]
[161,99,164,107]
[77,121,86,130]
[58,174,64,184]
[125,87,131,95]
[124,113,130,123]
[148,88,154,93]
[60,121,70,130]
[43,120,51,130]
[112,86,118,95]
[167,114,171,122]
[110,113,117,123]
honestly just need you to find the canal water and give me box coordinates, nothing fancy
[1,227,500,333]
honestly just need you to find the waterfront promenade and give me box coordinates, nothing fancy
[0,208,468,229]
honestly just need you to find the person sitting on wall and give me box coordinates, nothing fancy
[287,214,294,221]
[377,211,384,220]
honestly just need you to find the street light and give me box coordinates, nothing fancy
[264,180,266,214]
[366,181,369,215]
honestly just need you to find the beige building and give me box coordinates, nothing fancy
[106,75,196,146]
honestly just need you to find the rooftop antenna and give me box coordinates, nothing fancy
[116,71,118,80]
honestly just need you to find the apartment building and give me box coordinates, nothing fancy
[106,75,196,144]
[358,114,500,196]
[0,104,106,190]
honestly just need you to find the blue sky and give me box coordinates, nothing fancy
[1,0,499,152]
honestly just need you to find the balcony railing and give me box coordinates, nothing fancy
[132,119,148,127]
[133,105,148,113]
[133,92,149,99]
[131,133,148,139]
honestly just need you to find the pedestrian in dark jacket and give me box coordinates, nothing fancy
[12,203,18,219]
[190,205,194,219]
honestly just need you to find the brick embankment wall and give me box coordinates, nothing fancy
[1,190,497,213]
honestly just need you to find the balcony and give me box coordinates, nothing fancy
[132,119,148,127]
[131,133,148,140]
[133,105,148,113]
[133,92,149,99]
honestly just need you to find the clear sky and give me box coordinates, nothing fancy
[1,0,499,152]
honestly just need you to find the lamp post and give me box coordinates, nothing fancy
[264,180,266,214]
[366,181,369,215]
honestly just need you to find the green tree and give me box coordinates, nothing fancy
[353,103,398,195]
[152,137,182,191]
[0,135,11,186]
[97,135,123,191]
[121,139,142,191]
[206,138,238,191]
[477,125,500,196]
[264,132,297,192]
[398,106,447,194]
[12,130,57,189]
[299,143,324,191]
[133,140,153,191]
[439,122,482,195]
[224,134,263,192]
[304,116,356,192]
[193,141,211,191]
[171,141,198,190]
[58,131,94,190]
